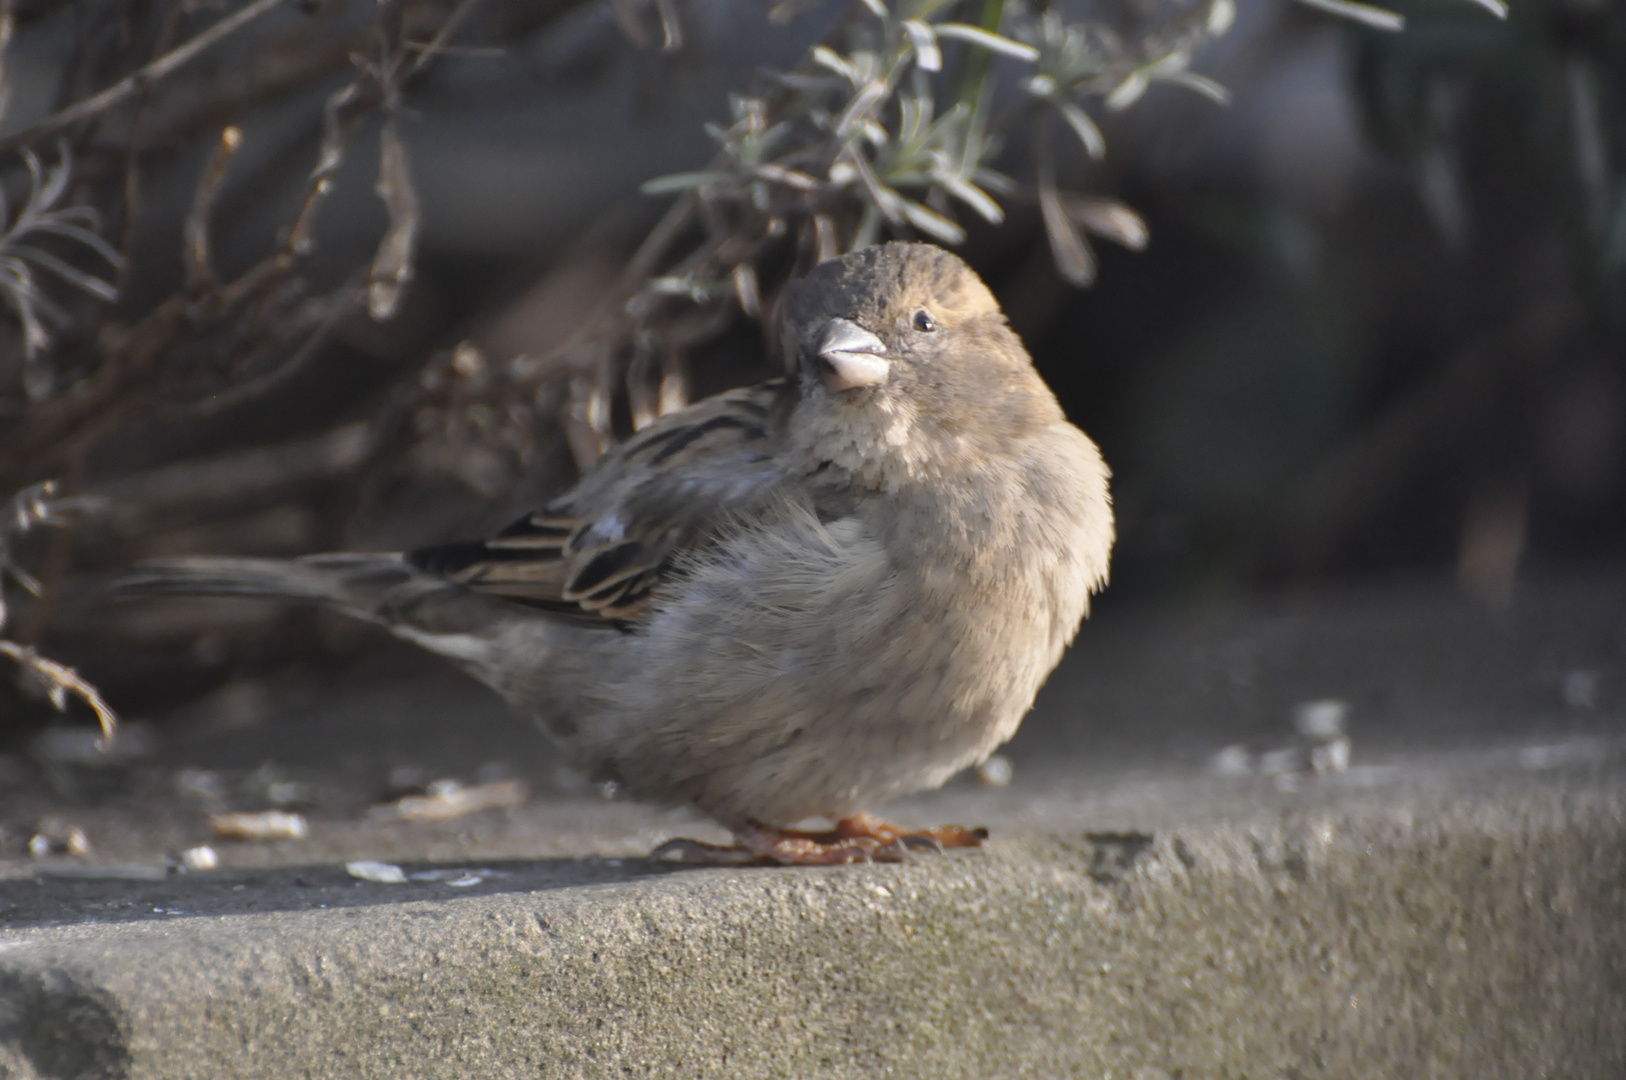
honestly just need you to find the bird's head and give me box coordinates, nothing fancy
[780,242,1061,487]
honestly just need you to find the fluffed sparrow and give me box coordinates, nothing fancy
[120,242,1114,864]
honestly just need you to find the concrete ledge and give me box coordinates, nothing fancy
[4,759,1624,1079]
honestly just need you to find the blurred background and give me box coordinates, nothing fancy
[0,0,1621,796]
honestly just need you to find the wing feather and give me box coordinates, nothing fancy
[409,379,792,624]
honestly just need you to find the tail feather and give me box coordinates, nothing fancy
[113,555,396,606]
[113,552,562,710]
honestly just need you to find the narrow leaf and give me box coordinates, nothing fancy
[1039,169,1095,286]
[1156,69,1232,106]
[1054,98,1106,160]
[903,21,942,73]
[933,23,1039,62]
[813,214,840,262]
[29,220,123,268]
[1291,0,1404,31]
[845,149,904,223]
[1065,197,1149,250]
[899,198,967,244]
[8,246,118,301]
[640,171,733,194]
[836,80,891,139]
[1105,72,1149,111]
[972,167,1017,195]
[812,46,860,85]
[942,176,1004,224]
[732,262,761,317]
[754,163,820,191]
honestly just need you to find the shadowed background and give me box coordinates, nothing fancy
[0,0,1620,780]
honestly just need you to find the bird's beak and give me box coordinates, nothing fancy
[816,319,890,392]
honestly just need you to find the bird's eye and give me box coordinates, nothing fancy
[912,309,937,333]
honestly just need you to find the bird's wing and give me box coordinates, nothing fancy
[409,379,794,623]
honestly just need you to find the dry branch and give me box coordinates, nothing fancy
[0,640,117,744]
[0,0,299,153]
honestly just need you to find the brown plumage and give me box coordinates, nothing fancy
[119,243,1114,865]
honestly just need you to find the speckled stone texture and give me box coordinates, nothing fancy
[3,758,1624,1079]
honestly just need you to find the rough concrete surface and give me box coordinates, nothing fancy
[3,576,1626,1078]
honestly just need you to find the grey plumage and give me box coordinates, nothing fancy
[118,242,1113,858]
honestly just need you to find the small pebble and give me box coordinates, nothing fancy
[27,823,90,857]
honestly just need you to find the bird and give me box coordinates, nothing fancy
[118,242,1114,865]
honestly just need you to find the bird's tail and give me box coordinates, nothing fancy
[114,554,533,670]
[115,553,564,711]
[115,554,412,610]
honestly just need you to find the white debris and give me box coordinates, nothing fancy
[409,868,501,887]
[180,845,219,871]
[1311,735,1352,774]
[27,823,90,857]
[372,778,525,823]
[346,860,407,884]
[209,810,307,841]
[1208,744,1254,776]
[1293,699,1348,741]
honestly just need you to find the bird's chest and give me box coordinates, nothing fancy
[859,493,1076,721]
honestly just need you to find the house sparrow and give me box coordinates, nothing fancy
[119,242,1113,865]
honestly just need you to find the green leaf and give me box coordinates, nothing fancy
[639,171,733,195]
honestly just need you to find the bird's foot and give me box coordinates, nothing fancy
[648,813,988,866]
[819,812,989,853]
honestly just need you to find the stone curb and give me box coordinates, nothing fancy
[4,771,1623,1079]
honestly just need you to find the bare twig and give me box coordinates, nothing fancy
[184,126,244,293]
[0,0,15,130]
[0,641,117,744]
[401,0,490,81]
[0,479,115,744]
[93,421,373,528]
[0,0,299,153]
[368,117,419,321]
[116,0,190,288]
[182,275,366,416]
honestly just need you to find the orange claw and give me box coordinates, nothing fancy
[649,814,988,866]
